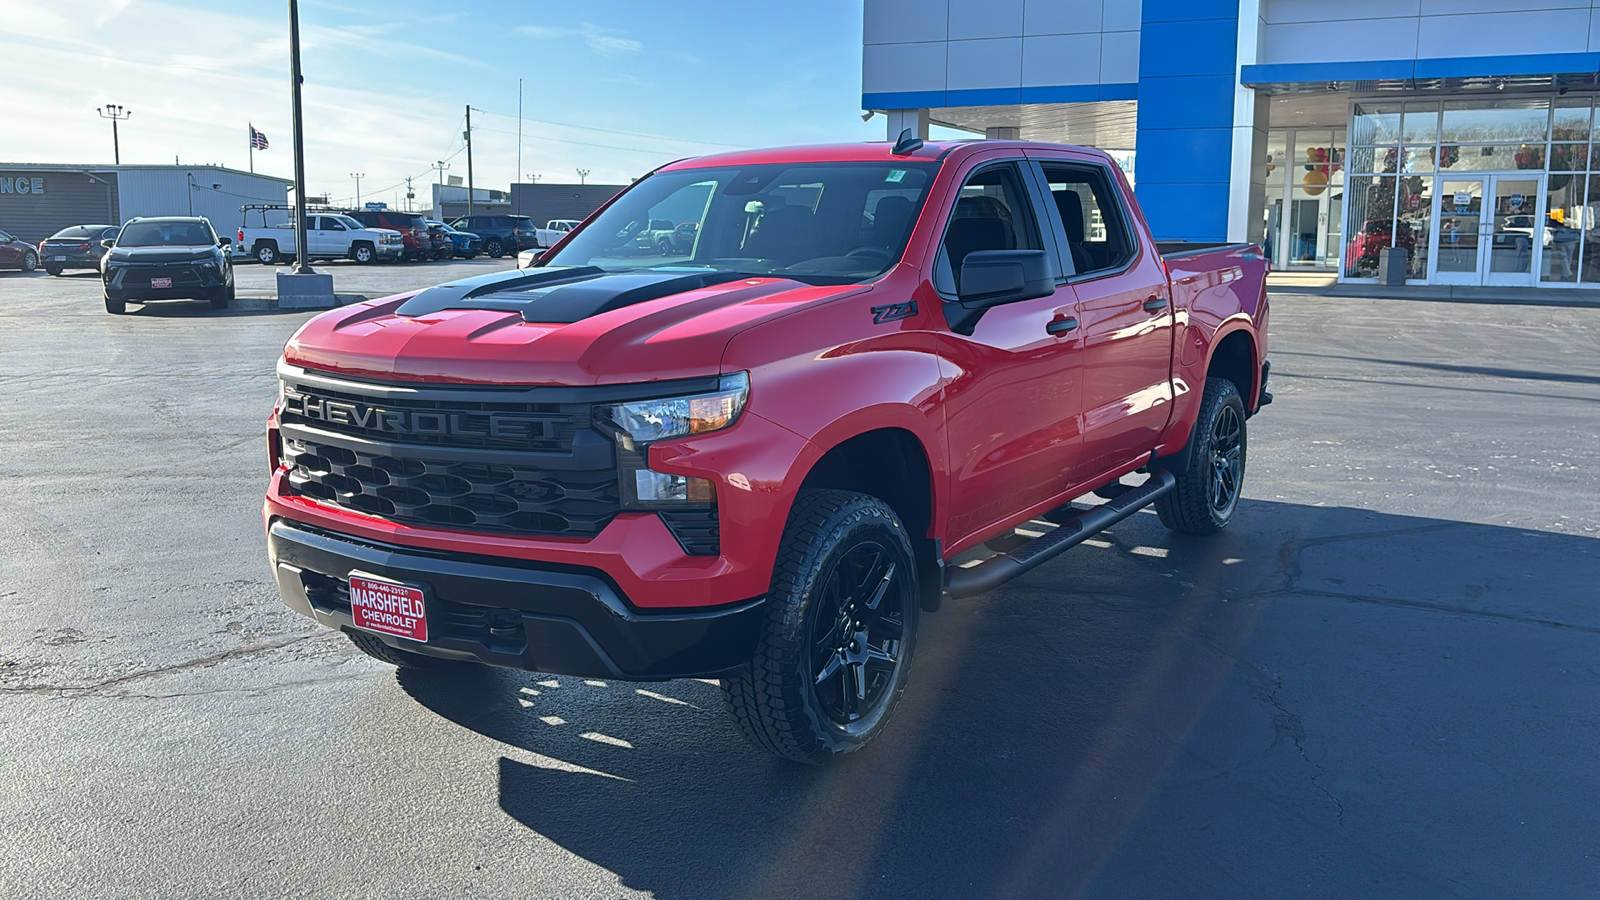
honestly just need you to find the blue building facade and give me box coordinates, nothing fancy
[863,1,1600,288]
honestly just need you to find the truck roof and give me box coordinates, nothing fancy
[660,139,1102,171]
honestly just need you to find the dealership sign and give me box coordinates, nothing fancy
[0,176,45,195]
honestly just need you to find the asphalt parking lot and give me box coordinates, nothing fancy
[1,266,1596,899]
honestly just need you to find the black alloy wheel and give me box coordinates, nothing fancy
[485,238,505,258]
[1208,402,1244,519]
[722,489,920,763]
[809,540,909,729]
[1155,376,1248,534]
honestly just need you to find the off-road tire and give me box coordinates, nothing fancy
[722,489,919,764]
[1156,376,1247,535]
[255,242,279,265]
[104,292,126,314]
[344,629,468,672]
[485,238,505,258]
[21,250,38,272]
[352,243,375,264]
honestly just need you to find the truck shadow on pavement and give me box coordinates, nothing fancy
[397,500,1600,900]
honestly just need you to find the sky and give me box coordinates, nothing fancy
[0,0,952,209]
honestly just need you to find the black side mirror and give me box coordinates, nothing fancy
[946,249,1054,334]
[101,239,115,249]
[219,236,231,247]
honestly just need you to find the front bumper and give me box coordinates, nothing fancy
[374,245,404,260]
[268,518,765,679]
[104,262,226,299]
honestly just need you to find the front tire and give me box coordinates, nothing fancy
[351,243,374,264]
[722,489,919,764]
[21,250,38,272]
[210,280,233,309]
[104,291,126,314]
[485,238,505,258]
[1156,377,1248,535]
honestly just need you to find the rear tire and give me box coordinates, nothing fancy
[45,265,63,276]
[255,242,279,265]
[1156,377,1247,535]
[485,238,505,258]
[104,292,126,314]
[344,629,469,672]
[722,489,919,764]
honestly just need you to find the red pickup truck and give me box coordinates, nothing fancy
[265,136,1270,763]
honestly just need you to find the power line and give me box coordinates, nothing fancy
[473,107,747,149]
[471,124,691,157]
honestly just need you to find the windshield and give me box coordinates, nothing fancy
[117,221,215,247]
[543,161,938,284]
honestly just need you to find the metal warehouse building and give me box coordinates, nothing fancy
[0,164,290,244]
[864,0,1600,290]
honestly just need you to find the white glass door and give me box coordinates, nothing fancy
[1483,177,1540,288]
[1430,175,1543,287]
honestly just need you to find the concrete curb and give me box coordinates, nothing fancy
[233,293,367,310]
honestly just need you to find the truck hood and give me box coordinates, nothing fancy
[283,266,866,386]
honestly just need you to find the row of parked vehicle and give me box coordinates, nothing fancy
[234,206,583,266]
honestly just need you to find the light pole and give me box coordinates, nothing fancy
[350,172,365,209]
[97,104,132,164]
[575,168,590,186]
[434,160,449,219]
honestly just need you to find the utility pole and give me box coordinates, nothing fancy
[434,160,449,219]
[516,79,523,217]
[97,104,132,164]
[576,168,590,186]
[405,176,414,212]
[465,105,475,218]
[350,172,365,208]
[288,0,312,275]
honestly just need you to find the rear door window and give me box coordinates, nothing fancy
[1036,162,1137,278]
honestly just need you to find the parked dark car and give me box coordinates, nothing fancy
[425,219,480,259]
[449,214,537,258]
[0,228,40,273]
[347,210,435,260]
[39,224,119,275]
[101,216,234,314]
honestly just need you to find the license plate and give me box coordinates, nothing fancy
[347,573,428,642]
[150,277,172,288]
[51,255,66,261]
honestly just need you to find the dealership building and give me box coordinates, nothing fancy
[863,0,1600,289]
[0,164,290,244]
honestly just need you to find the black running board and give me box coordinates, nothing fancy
[944,470,1177,600]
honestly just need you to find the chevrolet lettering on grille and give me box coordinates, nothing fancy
[284,389,553,440]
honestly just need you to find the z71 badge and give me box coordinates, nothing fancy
[870,300,917,324]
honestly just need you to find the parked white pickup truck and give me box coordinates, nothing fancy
[235,206,404,265]
[534,219,583,248]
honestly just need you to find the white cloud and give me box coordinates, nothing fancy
[515,22,642,56]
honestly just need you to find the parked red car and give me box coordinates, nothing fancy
[0,228,41,272]
[265,138,1270,763]
[347,210,435,261]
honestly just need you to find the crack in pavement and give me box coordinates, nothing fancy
[0,632,326,698]
[1243,661,1347,826]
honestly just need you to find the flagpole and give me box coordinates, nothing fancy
[249,124,255,173]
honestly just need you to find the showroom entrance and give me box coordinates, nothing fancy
[1431,174,1544,287]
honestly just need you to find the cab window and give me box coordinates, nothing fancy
[933,163,1044,296]
[1038,162,1136,278]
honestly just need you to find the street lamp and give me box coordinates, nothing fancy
[575,168,590,186]
[434,161,450,218]
[96,104,132,164]
[350,172,365,209]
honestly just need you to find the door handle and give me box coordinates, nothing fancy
[1046,316,1078,335]
[1142,296,1168,313]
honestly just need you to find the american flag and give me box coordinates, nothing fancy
[249,125,270,151]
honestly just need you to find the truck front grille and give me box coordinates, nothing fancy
[278,371,620,538]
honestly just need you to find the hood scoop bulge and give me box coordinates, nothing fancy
[395,266,748,324]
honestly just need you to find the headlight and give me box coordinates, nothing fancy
[597,372,749,451]
[381,233,401,244]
